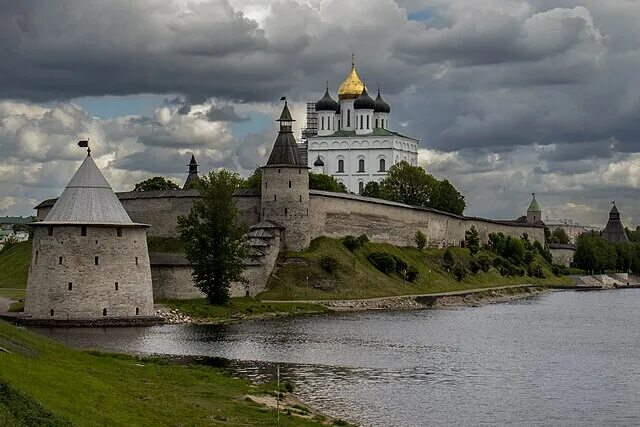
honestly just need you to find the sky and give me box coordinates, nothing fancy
[1,0,640,227]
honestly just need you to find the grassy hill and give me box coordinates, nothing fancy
[260,237,572,301]
[0,320,330,426]
[0,241,31,289]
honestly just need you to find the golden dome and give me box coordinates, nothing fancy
[338,55,364,100]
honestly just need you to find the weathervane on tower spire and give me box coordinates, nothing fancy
[78,139,90,156]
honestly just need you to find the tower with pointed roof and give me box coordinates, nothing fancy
[24,148,155,322]
[602,202,629,243]
[260,100,310,250]
[183,154,199,189]
[526,193,542,223]
[305,55,419,194]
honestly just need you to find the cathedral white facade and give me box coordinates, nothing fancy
[306,58,419,194]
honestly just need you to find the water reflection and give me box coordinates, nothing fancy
[31,290,640,426]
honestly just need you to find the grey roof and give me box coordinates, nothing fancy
[245,229,275,239]
[603,203,628,243]
[315,88,338,112]
[42,155,135,225]
[527,194,542,212]
[374,89,391,113]
[354,86,375,110]
[246,237,269,247]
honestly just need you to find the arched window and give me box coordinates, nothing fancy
[359,181,364,194]
[347,110,351,127]
[358,159,365,172]
[375,118,379,128]
[338,119,341,130]
[321,116,324,130]
[366,115,370,130]
[360,115,363,129]
[337,159,345,173]
[379,158,386,172]
[381,119,385,129]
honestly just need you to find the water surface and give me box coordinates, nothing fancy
[32,290,640,426]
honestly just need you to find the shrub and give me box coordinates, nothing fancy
[551,265,560,276]
[414,230,427,250]
[393,256,408,274]
[356,234,370,246]
[477,254,491,272]
[367,252,397,275]
[469,258,481,274]
[465,226,480,254]
[443,249,455,271]
[319,256,340,273]
[524,250,535,266]
[405,266,419,282]
[342,235,360,251]
[453,263,467,282]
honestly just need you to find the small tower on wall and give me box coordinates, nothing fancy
[24,144,155,323]
[527,193,543,223]
[183,154,199,189]
[602,202,629,243]
[261,100,310,251]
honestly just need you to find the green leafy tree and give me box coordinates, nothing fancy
[414,230,427,250]
[615,241,636,272]
[361,181,381,198]
[443,248,455,271]
[133,176,180,192]
[177,170,248,304]
[309,173,347,193]
[504,237,525,265]
[464,226,480,254]
[453,263,467,282]
[379,161,438,207]
[574,231,615,274]
[549,228,571,245]
[431,179,466,215]
[240,168,262,189]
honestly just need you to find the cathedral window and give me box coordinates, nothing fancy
[366,115,370,130]
[360,115,363,129]
[359,181,364,194]
[347,110,351,127]
[382,119,385,128]
[358,159,365,173]
[379,158,386,172]
[376,118,379,128]
[321,117,325,130]
[337,159,345,173]
[338,119,341,130]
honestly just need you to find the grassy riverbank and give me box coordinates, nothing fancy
[160,297,329,323]
[0,241,31,289]
[0,320,334,426]
[261,237,573,301]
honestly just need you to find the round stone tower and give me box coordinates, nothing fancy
[260,100,310,251]
[24,149,155,322]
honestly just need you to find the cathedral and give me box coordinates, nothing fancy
[304,57,419,194]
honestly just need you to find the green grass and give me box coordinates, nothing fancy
[8,301,24,312]
[0,241,31,289]
[147,236,185,253]
[161,297,329,322]
[0,320,326,426]
[0,289,25,300]
[260,237,573,301]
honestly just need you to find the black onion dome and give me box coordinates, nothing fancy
[313,156,324,167]
[315,88,338,111]
[374,90,391,113]
[353,86,375,110]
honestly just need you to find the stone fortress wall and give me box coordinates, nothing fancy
[24,225,155,319]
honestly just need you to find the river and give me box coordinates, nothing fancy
[31,290,640,426]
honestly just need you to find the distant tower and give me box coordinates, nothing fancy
[260,100,310,251]
[602,202,629,243]
[527,193,542,223]
[183,154,199,189]
[24,147,155,322]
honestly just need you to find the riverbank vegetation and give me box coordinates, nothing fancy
[160,297,329,323]
[0,320,331,426]
[574,230,640,274]
[0,240,31,289]
[261,235,572,301]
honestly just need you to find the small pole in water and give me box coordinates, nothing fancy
[276,364,280,427]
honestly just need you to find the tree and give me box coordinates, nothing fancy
[431,179,466,215]
[309,173,347,193]
[549,228,571,245]
[133,176,180,192]
[361,181,381,198]
[177,170,249,304]
[379,161,438,207]
[415,230,427,250]
[465,226,480,254]
[574,231,616,274]
[615,241,636,272]
[240,168,262,189]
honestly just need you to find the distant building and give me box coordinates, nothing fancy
[602,202,629,244]
[24,149,155,323]
[305,56,419,194]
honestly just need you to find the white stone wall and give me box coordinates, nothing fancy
[24,225,154,320]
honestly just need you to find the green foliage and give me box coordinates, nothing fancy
[367,252,397,275]
[377,161,466,214]
[469,258,481,274]
[0,380,71,426]
[453,263,467,282]
[0,235,19,253]
[549,227,571,244]
[464,226,480,254]
[133,176,180,192]
[393,256,408,274]
[177,169,248,304]
[319,256,340,273]
[443,248,455,271]
[309,172,348,193]
[405,266,419,282]
[614,241,636,272]
[505,238,525,264]
[414,230,427,250]
[342,234,369,251]
[477,254,492,272]
[361,181,380,198]
[0,240,31,288]
[239,168,262,189]
[574,231,616,274]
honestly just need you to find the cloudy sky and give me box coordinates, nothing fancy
[1,0,639,227]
